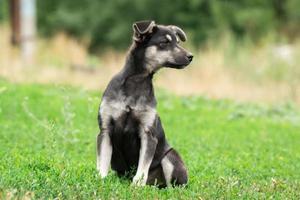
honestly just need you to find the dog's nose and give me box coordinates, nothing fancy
[187,54,193,62]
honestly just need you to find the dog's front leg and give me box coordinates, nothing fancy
[96,131,112,178]
[133,129,158,186]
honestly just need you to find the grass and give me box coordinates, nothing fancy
[0,78,300,199]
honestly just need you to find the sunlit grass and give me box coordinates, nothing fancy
[0,79,299,199]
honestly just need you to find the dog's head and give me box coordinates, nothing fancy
[133,20,193,71]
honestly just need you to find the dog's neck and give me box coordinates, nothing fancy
[116,43,157,100]
[122,43,156,78]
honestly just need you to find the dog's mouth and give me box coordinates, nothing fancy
[164,61,191,69]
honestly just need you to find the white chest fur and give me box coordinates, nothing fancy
[99,94,157,131]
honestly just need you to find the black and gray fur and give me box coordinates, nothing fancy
[96,20,193,187]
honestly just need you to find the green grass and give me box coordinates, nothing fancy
[0,79,300,199]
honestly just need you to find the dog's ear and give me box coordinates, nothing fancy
[133,20,156,42]
[168,25,187,42]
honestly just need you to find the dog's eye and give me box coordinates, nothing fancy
[159,41,169,49]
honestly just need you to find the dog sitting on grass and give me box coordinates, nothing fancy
[97,20,193,187]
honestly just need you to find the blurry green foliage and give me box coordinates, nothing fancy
[0,0,8,21]
[1,0,299,51]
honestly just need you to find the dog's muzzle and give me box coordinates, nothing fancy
[187,53,193,62]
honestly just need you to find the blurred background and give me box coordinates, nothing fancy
[0,0,299,104]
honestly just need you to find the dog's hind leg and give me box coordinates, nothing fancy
[147,165,166,188]
[161,149,188,187]
[96,131,112,178]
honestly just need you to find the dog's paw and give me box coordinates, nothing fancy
[132,175,147,186]
[97,169,108,179]
[99,173,108,179]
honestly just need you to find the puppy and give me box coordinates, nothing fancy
[97,20,193,187]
